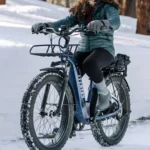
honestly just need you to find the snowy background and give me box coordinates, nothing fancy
[0,0,150,149]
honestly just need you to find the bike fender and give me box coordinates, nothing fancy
[40,67,76,108]
[124,78,130,91]
[40,67,65,73]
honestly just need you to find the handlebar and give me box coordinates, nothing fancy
[34,25,95,37]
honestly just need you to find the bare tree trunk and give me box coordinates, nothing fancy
[124,0,136,18]
[136,0,150,35]
[51,0,54,4]
[0,0,6,4]
[118,0,126,15]
[57,0,61,5]
[118,0,137,18]
[66,0,70,8]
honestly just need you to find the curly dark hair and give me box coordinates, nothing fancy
[69,0,120,20]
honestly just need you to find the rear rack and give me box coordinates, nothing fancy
[103,54,131,77]
[30,44,79,57]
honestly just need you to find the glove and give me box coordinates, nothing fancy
[87,20,111,33]
[31,23,46,34]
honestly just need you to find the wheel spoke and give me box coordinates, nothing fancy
[45,118,51,135]
[36,118,43,133]
[34,116,41,123]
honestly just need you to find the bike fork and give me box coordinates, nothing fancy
[55,65,71,116]
[40,83,51,117]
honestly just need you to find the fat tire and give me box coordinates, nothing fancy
[20,72,74,150]
[91,74,130,147]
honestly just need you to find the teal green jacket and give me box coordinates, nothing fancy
[49,2,120,56]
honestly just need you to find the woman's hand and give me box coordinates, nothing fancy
[87,20,111,33]
[31,23,47,34]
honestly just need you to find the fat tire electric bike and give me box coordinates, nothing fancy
[20,26,131,150]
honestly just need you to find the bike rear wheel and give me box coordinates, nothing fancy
[20,72,74,150]
[91,74,130,146]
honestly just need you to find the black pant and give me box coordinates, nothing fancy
[75,48,114,83]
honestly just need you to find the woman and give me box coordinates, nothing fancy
[32,0,121,111]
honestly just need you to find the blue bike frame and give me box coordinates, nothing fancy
[67,57,91,124]
[61,56,120,124]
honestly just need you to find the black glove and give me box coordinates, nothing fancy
[31,23,48,34]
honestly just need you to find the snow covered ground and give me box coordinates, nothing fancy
[0,0,150,149]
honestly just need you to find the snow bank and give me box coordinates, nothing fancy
[119,16,137,33]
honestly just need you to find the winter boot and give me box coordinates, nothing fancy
[96,90,111,111]
[95,79,111,111]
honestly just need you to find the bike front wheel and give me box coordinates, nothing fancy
[91,74,131,146]
[20,72,74,150]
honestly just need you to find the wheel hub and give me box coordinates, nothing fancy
[39,111,48,117]
[49,110,55,118]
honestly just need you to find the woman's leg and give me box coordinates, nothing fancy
[83,48,114,83]
[83,48,114,110]
[75,51,91,77]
